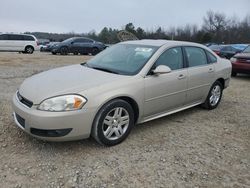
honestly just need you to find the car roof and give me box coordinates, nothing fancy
[0,33,34,37]
[121,39,206,48]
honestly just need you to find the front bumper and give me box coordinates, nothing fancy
[12,94,96,141]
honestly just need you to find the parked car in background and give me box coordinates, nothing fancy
[0,33,39,54]
[203,42,218,47]
[12,40,231,146]
[209,45,241,59]
[51,37,106,55]
[230,45,250,76]
[40,42,59,52]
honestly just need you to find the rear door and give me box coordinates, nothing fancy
[184,46,215,105]
[144,47,188,117]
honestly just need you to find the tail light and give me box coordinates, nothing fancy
[214,51,220,55]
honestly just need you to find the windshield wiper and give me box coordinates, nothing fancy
[91,66,119,74]
[81,63,119,74]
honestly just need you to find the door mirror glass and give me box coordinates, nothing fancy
[153,65,171,75]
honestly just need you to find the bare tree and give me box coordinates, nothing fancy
[203,10,228,32]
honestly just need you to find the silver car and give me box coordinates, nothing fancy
[12,40,232,146]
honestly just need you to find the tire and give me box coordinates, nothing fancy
[231,72,237,77]
[91,99,134,146]
[25,46,34,54]
[60,47,68,55]
[91,47,99,56]
[201,81,223,110]
[52,51,57,55]
[73,51,78,55]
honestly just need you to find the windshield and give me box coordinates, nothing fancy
[86,44,158,75]
[243,45,250,53]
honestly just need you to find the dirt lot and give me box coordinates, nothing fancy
[0,52,249,188]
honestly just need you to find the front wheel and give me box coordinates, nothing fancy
[201,81,223,110]
[60,47,68,55]
[91,47,99,55]
[91,99,134,146]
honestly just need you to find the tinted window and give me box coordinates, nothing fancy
[74,38,93,43]
[23,35,35,41]
[206,51,217,63]
[0,34,8,40]
[155,47,183,70]
[8,34,23,40]
[185,47,208,67]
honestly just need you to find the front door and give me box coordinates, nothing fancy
[144,47,188,118]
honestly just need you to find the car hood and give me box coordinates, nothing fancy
[19,64,127,104]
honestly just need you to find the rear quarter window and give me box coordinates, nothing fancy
[23,35,35,41]
[206,51,217,63]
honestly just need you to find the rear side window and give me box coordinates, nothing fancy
[8,34,23,40]
[155,47,184,70]
[206,51,217,63]
[0,34,8,40]
[185,47,208,67]
[23,35,35,41]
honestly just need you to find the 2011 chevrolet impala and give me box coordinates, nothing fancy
[12,40,232,146]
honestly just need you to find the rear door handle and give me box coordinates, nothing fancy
[178,74,186,80]
[208,68,214,73]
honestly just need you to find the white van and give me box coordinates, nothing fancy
[0,34,39,54]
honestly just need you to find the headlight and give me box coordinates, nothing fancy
[230,57,237,63]
[38,95,87,112]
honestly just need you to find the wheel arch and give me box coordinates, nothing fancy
[25,45,34,50]
[216,78,225,89]
[94,95,140,124]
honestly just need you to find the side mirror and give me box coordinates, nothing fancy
[153,65,172,75]
[71,41,74,44]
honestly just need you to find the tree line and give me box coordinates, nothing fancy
[26,11,250,44]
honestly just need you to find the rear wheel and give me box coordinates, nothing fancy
[91,99,134,146]
[202,81,223,110]
[60,47,68,55]
[25,46,34,54]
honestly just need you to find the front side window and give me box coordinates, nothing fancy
[75,38,93,43]
[0,34,8,40]
[185,47,208,67]
[86,44,158,75]
[155,47,183,70]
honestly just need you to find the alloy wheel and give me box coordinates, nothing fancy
[102,107,130,140]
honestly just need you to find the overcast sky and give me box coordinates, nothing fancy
[0,0,250,33]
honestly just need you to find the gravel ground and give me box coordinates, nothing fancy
[0,52,249,188]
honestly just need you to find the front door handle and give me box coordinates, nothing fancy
[178,74,186,80]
